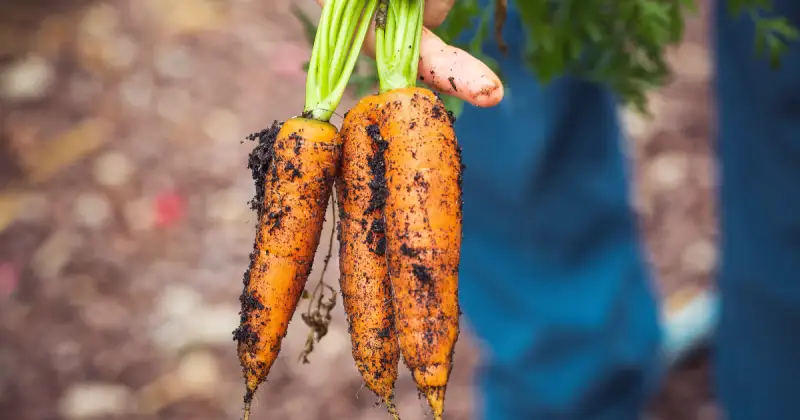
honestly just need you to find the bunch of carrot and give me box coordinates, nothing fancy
[234,0,462,419]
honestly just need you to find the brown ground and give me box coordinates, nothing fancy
[0,0,716,419]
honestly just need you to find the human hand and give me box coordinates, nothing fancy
[314,0,504,107]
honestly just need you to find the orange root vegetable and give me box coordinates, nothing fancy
[234,118,341,407]
[233,0,378,417]
[372,0,464,416]
[336,96,401,419]
[377,87,463,419]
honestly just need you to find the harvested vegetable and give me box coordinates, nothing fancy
[232,0,378,418]
[236,119,340,409]
[381,87,462,420]
[336,95,401,419]
[372,1,464,418]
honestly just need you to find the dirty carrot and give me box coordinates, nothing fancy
[372,1,464,418]
[232,1,377,419]
[336,95,401,419]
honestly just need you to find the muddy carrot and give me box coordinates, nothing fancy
[379,87,462,420]
[371,1,464,418]
[233,1,378,419]
[336,95,401,419]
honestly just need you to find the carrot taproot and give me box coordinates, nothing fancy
[233,1,378,418]
[371,1,464,418]
[380,87,462,420]
[336,95,401,419]
[235,117,341,400]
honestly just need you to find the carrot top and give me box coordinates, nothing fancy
[305,0,379,121]
[375,0,425,93]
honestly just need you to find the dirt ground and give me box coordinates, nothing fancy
[0,0,716,419]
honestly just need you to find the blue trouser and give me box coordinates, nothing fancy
[456,1,800,419]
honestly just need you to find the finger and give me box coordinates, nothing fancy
[417,28,504,107]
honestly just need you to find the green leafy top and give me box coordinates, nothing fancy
[374,0,426,92]
[296,0,798,117]
[301,0,378,121]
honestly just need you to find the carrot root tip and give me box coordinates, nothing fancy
[384,397,401,420]
[423,386,446,420]
[242,399,252,420]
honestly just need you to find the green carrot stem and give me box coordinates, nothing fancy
[376,0,424,93]
[330,0,361,84]
[305,0,379,122]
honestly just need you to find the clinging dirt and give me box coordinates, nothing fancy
[246,122,282,216]
[365,124,389,215]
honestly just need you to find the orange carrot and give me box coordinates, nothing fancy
[234,1,378,418]
[235,117,341,407]
[378,87,462,419]
[336,96,401,418]
[372,1,464,417]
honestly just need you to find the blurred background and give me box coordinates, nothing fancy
[0,0,715,419]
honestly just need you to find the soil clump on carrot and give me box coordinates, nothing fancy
[365,124,389,214]
[245,122,282,215]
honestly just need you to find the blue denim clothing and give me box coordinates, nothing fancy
[454,1,800,419]
[714,1,800,419]
[455,5,661,419]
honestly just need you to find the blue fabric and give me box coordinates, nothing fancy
[713,1,800,419]
[454,4,662,419]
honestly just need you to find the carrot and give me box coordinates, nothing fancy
[236,117,340,404]
[380,87,462,420]
[370,1,464,418]
[233,1,378,418]
[336,95,401,419]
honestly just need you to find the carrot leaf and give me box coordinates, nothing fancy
[375,0,425,92]
[304,0,379,121]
